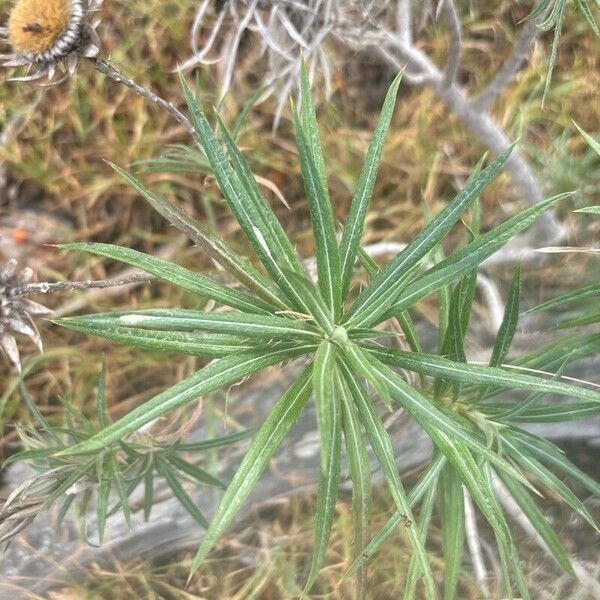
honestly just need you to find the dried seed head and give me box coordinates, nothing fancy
[0,259,52,372]
[1,0,103,83]
[8,0,72,54]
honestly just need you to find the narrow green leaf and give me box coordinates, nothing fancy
[440,465,465,600]
[574,122,600,156]
[357,246,422,354]
[155,456,209,527]
[575,0,600,37]
[345,453,446,577]
[96,456,111,545]
[513,333,600,373]
[542,0,566,101]
[488,401,600,422]
[383,193,571,322]
[189,366,313,578]
[528,282,600,314]
[339,373,372,599]
[96,359,109,428]
[340,74,402,298]
[60,242,274,315]
[61,309,320,342]
[345,146,515,328]
[111,163,287,309]
[58,345,312,456]
[43,460,96,509]
[363,354,531,486]
[369,346,600,403]
[109,455,131,527]
[507,429,600,496]
[215,113,303,273]
[177,428,257,451]
[498,470,574,576]
[340,362,437,599]
[292,104,342,317]
[281,268,334,333]
[168,455,225,489]
[403,476,438,600]
[299,60,330,210]
[313,341,337,470]
[490,265,522,369]
[502,437,598,529]
[574,206,600,215]
[305,351,342,593]
[55,319,254,358]
[142,455,154,521]
[341,341,391,409]
[180,75,311,314]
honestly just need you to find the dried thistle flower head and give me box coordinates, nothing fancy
[0,259,51,372]
[1,0,103,83]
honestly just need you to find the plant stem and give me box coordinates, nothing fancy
[89,57,197,139]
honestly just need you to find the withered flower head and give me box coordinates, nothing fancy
[1,0,103,83]
[0,259,51,372]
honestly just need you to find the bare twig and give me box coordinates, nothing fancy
[472,15,543,112]
[15,273,155,297]
[89,58,197,139]
[440,0,463,88]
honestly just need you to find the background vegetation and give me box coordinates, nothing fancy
[1,0,599,597]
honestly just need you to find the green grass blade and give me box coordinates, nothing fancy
[189,366,313,579]
[440,465,465,600]
[292,105,342,318]
[383,193,571,322]
[345,146,515,328]
[60,242,274,315]
[574,121,600,155]
[339,74,402,298]
[110,163,287,309]
[339,362,437,600]
[58,345,312,456]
